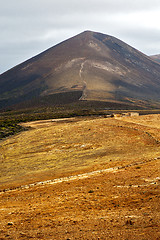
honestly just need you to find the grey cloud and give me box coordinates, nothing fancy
[1,0,160,17]
[1,0,160,73]
[119,28,160,55]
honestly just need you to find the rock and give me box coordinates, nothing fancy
[88,190,94,193]
[125,219,134,225]
[7,222,14,226]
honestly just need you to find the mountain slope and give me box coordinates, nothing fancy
[150,54,160,63]
[1,30,160,109]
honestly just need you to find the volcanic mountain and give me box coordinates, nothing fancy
[1,30,160,109]
[150,54,160,63]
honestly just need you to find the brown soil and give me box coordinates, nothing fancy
[0,115,160,239]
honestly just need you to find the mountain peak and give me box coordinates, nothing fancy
[81,30,93,34]
[1,31,160,109]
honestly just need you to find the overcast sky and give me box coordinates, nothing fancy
[1,0,160,74]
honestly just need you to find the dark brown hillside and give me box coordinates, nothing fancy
[1,30,160,109]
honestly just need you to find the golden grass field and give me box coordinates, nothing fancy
[0,114,160,239]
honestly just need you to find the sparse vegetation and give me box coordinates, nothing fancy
[1,105,160,140]
[1,114,160,189]
[0,113,159,239]
[0,120,26,140]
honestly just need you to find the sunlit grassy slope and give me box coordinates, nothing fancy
[1,115,160,188]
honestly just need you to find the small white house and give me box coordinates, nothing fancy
[129,112,139,117]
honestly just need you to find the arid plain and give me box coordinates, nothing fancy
[0,114,160,239]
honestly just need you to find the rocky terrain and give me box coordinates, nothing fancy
[0,114,159,239]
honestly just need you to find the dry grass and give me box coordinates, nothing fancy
[0,116,160,189]
[0,114,160,239]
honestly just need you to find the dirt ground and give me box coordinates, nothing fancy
[0,115,160,239]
